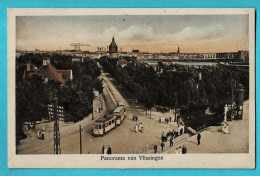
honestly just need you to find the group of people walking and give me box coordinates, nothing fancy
[102,145,112,154]
[157,129,184,153]
[134,123,144,133]
[153,142,187,154]
[175,145,187,154]
[132,115,138,122]
[159,117,171,124]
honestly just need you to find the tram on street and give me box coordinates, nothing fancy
[93,102,126,136]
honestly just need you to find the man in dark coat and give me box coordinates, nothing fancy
[102,145,105,154]
[197,133,201,145]
[107,146,112,154]
[154,145,157,154]
[182,145,187,154]
[161,142,165,152]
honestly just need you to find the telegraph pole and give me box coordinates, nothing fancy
[48,95,63,154]
[231,79,234,109]
[92,100,94,120]
[79,124,82,154]
[174,92,178,122]
[53,97,61,154]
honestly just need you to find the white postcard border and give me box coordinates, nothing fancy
[8,8,255,168]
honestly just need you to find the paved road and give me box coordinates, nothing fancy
[17,63,176,154]
[18,62,249,154]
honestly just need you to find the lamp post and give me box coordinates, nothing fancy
[79,124,83,154]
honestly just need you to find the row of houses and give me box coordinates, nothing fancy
[17,49,249,61]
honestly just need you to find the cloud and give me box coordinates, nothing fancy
[173,24,225,42]
[100,24,155,45]
[118,24,154,43]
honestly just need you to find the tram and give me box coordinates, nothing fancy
[93,102,126,136]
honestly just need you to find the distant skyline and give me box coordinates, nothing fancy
[16,15,249,53]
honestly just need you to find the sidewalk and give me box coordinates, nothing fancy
[166,100,249,153]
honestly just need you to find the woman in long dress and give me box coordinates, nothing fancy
[104,147,108,154]
[223,124,230,134]
[134,124,138,133]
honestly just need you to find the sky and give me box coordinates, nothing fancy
[16,15,249,53]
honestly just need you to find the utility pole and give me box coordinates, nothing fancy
[100,93,103,111]
[231,79,234,109]
[48,95,63,154]
[79,124,82,154]
[92,100,94,120]
[53,97,61,154]
[174,92,178,122]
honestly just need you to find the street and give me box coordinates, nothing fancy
[17,65,249,154]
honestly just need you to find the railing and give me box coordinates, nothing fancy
[138,133,189,154]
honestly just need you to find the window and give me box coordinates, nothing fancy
[99,125,102,129]
[112,120,114,123]
[109,121,111,125]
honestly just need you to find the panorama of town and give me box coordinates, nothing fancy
[16,36,249,155]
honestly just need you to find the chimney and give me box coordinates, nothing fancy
[26,62,31,71]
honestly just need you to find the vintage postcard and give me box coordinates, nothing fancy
[8,8,255,168]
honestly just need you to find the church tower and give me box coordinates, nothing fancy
[177,46,180,54]
[109,37,118,54]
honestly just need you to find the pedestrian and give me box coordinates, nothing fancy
[175,130,178,138]
[182,145,187,154]
[178,146,182,154]
[37,130,41,139]
[41,130,45,140]
[169,117,172,122]
[134,124,138,133]
[180,128,183,135]
[138,123,141,132]
[161,142,165,152]
[161,132,164,142]
[104,146,108,154]
[107,146,112,154]
[102,145,105,154]
[223,124,230,134]
[154,145,157,154]
[140,123,143,133]
[132,115,135,121]
[197,133,201,145]
[136,116,138,121]
[170,137,173,147]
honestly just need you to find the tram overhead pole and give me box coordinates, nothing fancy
[48,95,64,154]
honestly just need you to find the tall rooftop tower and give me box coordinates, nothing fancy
[177,46,180,54]
[109,37,118,54]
